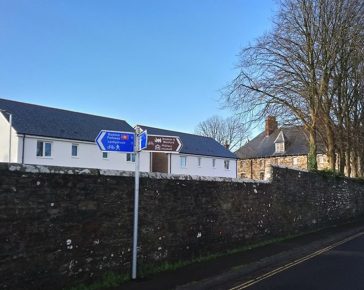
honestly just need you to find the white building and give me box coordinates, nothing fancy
[0,98,237,178]
[139,125,237,178]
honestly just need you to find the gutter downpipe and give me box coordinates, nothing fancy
[8,114,12,164]
[22,135,25,164]
[236,158,238,178]
[250,159,253,179]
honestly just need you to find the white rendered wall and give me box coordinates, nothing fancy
[0,114,20,163]
[21,135,150,171]
[5,133,236,177]
[170,154,237,178]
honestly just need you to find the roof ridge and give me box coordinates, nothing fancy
[280,125,305,129]
[138,124,217,140]
[0,98,127,123]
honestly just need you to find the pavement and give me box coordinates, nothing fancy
[110,220,364,290]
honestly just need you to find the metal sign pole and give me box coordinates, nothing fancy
[132,129,141,280]
[94,127,147,280]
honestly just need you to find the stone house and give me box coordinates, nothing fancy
[235,116,329,180]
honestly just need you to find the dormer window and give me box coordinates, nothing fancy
[274,131,286,153]
[275,142,285,153]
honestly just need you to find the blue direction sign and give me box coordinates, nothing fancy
[95,130,135,152]
[139,130,147,151]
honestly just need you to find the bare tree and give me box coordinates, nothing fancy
[223,0,364,172]
[195,115,248,150]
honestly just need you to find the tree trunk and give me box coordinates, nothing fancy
[337,114,345,175]
[359,154,364,178]
[308,127,317,170]
[325,124,336,171]
[346,149,351,177]
[352,148,358,178]
[338,149,346,175]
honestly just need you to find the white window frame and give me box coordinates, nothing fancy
[275,142,285,153]
[224,160,230,170]
[126,153,136,162]
[180,156,187,168]
[293,157,298,166]
[36,140,52,158]
[71,144,79,158]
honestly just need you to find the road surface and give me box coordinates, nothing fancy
[227,232,364,290]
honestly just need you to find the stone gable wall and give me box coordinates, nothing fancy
[0,163,363,289]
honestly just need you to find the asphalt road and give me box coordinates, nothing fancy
[227,232,364,290]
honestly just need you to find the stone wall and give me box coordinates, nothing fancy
[1,163,364,289]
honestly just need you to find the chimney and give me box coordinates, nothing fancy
[224,142,230,149]
[265,116,277,136]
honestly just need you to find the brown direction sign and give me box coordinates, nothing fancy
[146,135,183,152]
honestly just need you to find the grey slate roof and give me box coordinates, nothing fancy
[235,126,324,159]
[140,125,237,159]
[0,98,134,142]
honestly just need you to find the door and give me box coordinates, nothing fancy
[151,152,168,173]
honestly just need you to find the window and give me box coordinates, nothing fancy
[198,157,202,167]
[212,159,216,168]
[318,155,325,164]
[102,152,108,159]
[224,160,230,170]
[180,156,187,168]
[72,144,78,157]
[36,141,52,157]
[259,159,264,168]
[260,172,265,180]
[275,142,285,153]
[293,157,298,166]
[240,160,245,171]
[126,153,136,162]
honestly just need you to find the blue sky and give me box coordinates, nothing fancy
[0,0,277,134]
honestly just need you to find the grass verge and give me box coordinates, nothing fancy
[65,272,129,290]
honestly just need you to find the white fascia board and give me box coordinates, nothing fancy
[174,153,236,160]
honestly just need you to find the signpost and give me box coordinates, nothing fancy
[95,128,183,280]
[131,126,143,280]
[145,135,182,152]
[139,130,148,151]
[95,130,134,152]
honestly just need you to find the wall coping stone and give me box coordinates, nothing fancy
[273,164,309,172]
[1,162,269,184]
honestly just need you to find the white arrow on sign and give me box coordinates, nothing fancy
[96,131,106,151]
[176,138,182,152]
[145,135,183,152]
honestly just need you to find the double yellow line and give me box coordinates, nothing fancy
[229,231,364,290]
